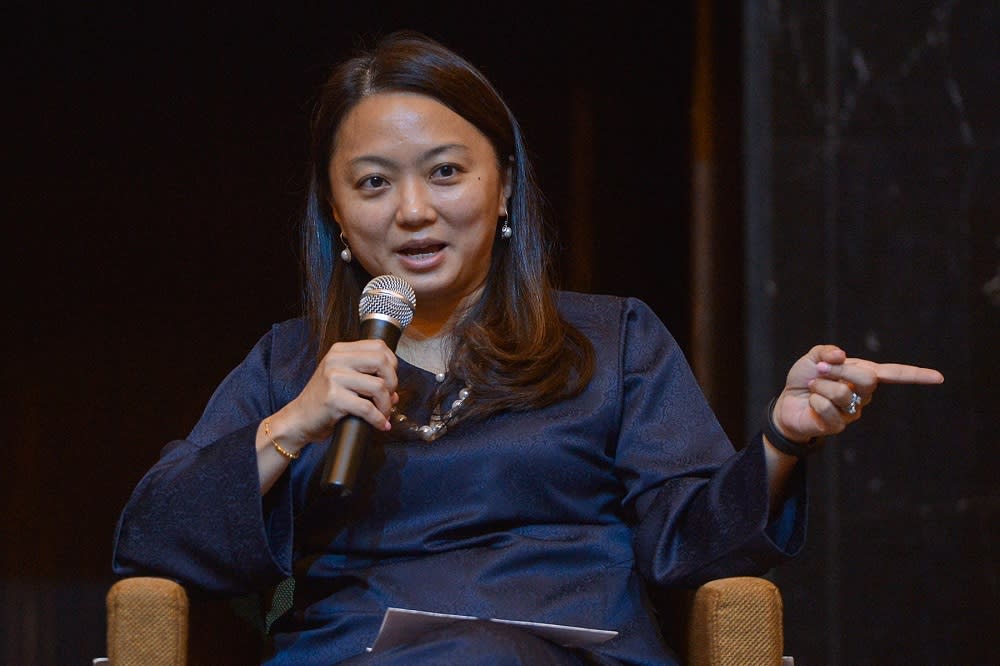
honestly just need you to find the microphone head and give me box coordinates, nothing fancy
[359,275,416,330]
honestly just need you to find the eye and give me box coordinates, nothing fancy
[359,175,388,190]
[431,164,462,180]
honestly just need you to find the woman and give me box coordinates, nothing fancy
[113,31,943,664]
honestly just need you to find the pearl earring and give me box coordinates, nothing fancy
[500,213,512,239]
[339,232,352,263]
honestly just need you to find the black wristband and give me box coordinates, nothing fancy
[762,397,819,457]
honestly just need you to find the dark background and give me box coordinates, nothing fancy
[3,2,997,664]
[757,1,1000,663]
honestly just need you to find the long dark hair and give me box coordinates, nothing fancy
[301,31,593,422]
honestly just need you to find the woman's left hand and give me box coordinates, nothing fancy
[771,345,944,444]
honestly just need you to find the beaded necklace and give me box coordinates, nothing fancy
[389,374,471,442]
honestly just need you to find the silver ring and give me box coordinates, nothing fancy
[846,392,862,415]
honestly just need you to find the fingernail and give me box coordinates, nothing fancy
[817,362,831,373]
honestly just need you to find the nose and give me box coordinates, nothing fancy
[395,178,436,227]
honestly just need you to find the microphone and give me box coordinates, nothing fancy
[322,274,416,496]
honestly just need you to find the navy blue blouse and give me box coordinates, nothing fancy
[113,293,805,665]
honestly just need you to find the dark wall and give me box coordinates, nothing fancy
[3,4,693,663]
[746,1,1000,663]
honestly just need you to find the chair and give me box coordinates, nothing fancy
[105,576,784,665]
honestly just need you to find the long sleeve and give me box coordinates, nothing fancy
[608,298,806,588]
[111,322,310,595]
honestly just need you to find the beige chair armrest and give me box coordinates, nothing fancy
[107,577,189,666]
[682,576,784,666]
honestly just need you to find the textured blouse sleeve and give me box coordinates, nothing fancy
[111,325,298,596]
[611,298,806,588]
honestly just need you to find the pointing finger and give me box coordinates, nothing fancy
[872,363,944,385]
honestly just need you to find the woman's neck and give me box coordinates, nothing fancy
[396,287,479,375]
[396,328,453,375]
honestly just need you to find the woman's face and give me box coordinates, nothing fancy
[328,92,510,313]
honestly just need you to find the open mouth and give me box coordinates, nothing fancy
[398,243,446,260]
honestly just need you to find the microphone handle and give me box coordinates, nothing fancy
[321,317,403,496]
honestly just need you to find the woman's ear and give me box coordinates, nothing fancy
[330,200,347,234]
[499,159,513,209]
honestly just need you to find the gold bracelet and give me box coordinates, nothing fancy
[263,419,300,460]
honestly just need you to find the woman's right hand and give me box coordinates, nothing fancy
[266,339,400,451]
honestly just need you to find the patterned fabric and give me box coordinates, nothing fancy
[113,293,806,665]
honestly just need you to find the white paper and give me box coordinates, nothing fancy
[367,607,618,653]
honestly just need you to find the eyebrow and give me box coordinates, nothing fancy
[347,143,470,170]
